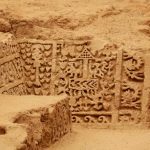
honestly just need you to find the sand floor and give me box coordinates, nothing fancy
[46,126,150,150]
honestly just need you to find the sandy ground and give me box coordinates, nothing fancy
[0,0,150,50]
[0,94,67,122]
[46,125,150,150]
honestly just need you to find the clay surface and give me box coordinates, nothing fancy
[45,125,150,150]
[17,39,150,127]
[0,0,150,150]
[0,34,26,95]
[0,24,150,128]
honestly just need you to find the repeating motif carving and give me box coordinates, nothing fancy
[123,51,144,81]
[0,41,19,59]
[0,40,26,94]
[2,83,27,95]
[121,81,142,109]
[55,42,117,123]
[119,51,145,123]
[19,42,53,95]
[72,115,111,123]
[17,40,147,125]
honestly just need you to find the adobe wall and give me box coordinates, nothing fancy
[0,95,71,150]
[18,39,150,127]
[0,35,150,127]
[0,35,72,149]
[0,33,26,95]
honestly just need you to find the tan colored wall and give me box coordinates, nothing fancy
[0,34,26,95]
[0,95,71,150]
[18,39,150,127]
[0,35,149,127]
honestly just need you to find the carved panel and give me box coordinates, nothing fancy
[119,51,145,124]
[55,42,118,124]
[0,40,26,95]
[19,41,53,95]
[18,39,149,126]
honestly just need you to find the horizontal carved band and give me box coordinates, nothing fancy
[0,53,20,65]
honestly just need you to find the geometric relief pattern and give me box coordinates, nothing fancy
[0,40,26,95]
[55,42,118,124]
[119,51,144,124]
[18,40,147,125]
[19,41,53,95]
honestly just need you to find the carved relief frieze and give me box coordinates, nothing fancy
[72,114,111,124]
[19,41,53,95]
[55,42,117,123]
[118,50,145,124]
[121,81,142,109]
[123,51,144,81]
[0,40,26,94]
[17,39,149,126]
[2,83,27,95]
[119,110,141,124]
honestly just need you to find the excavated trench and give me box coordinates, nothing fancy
[0,32,150,150]
[0,1,150,149]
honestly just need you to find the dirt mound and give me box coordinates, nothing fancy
[0,0,149,51]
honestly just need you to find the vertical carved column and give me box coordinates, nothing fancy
[19,40,53,95]
[112,49,123,124]
[141,53,150,123]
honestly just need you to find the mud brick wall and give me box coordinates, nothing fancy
[14,97,71,150]
[0,95,71,150]
[0,36,26,95]
[18,39,150,126]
